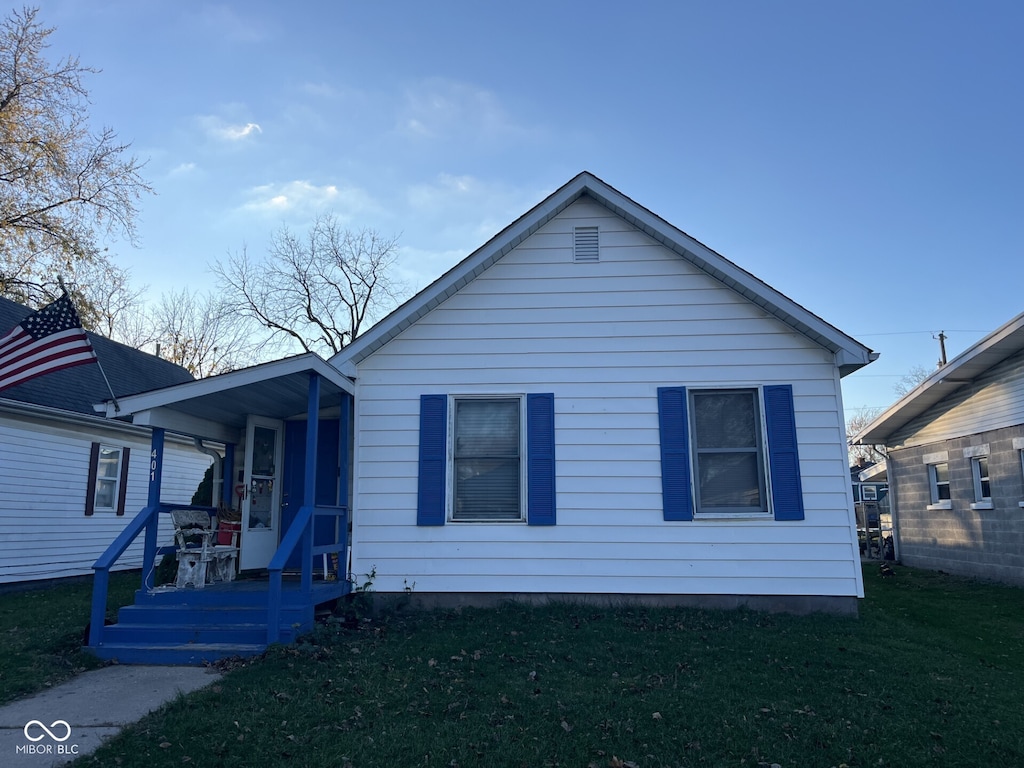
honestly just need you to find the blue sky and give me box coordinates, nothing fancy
[43,0,1024,422]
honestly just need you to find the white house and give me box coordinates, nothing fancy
[0,296,215,584]
[331,172,877,614]
[81,172,878,664]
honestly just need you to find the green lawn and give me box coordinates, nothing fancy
[2,565,1018,766]
[60,563,1023,768]
[0,571,138,704]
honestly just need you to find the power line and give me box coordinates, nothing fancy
[853,329,987,337]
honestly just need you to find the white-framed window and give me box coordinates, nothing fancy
[450,395,525,522]
[86,442,130,515]
[862,485,878,501]
[688,388,768,516]
[970,456,992,509]
[95,446,122,509]
[1020,449,1024,508]
[927,462,951,509]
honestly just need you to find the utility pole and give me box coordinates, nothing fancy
[936,331,947,367]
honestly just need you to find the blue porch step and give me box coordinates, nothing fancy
[86,579,347,666]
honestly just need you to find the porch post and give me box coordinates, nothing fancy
[301,372,320,594]
[141,427,165,590]
[338,393,350,507]
[304,373,320,508]
[338,392,351,580]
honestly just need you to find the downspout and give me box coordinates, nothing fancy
[193,438,223,507]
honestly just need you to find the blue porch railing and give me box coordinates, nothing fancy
[88,500,349,649]
[88,500,216,648]
[266,503,348,644]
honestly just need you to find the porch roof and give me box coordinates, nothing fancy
[94,353,354,442]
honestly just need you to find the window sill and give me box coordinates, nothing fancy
[448,518,527,524]
[926,501,952,511]
[970,501,993,511]
[694,511,773,521]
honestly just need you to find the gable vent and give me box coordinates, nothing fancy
[573,226,599,262]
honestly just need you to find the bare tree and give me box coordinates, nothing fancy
[846,405,886,465]
[151,288,262,377]
[894,364,932,397]
[214,215,404,357]
[0,6,151,312]
[65,259,151,341]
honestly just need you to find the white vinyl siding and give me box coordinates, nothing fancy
[350,199,859,598]
[0,412,212,583]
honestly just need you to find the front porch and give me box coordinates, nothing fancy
[85,354,355,665]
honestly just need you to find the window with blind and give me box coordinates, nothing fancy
[417,393,556,526]
[452,397,523,521]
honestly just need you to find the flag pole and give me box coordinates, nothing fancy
[96,360,121,414]
[57,277,120,413]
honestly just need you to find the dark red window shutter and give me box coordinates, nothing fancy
[85,442,100,516]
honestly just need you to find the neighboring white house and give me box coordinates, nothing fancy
[854,311,1024,586]
[0,296,215,584]
[331,172,877,614]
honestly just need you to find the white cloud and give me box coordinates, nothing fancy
[222,122,262,141]
[396,78,538,144]
[168,162,197,176]
[240,180,381,221]
[196,115,263,142]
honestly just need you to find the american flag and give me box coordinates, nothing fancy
[0,294,98,392]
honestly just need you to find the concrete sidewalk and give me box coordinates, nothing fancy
[0,665,221,766]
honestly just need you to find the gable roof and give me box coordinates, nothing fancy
[331,171,875,376]
[854,310,1024,445]
[0,295,194,416]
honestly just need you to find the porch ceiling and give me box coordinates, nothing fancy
[96,353,354,439]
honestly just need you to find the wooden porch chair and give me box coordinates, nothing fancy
[171,509,239,588]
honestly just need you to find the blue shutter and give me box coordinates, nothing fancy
[658,387,693,521]
[417,395,447,526]
[527,393,556,525]
[763,385,805,521]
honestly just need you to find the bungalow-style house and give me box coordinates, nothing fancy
[854,311,1024,586]
[0,296,214,585]
[85,172,877,664]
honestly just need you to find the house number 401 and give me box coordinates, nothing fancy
[150,449,158,482]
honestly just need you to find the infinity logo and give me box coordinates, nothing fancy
[23,720,72,742]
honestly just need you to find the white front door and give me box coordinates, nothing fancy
[240,416,284,570]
